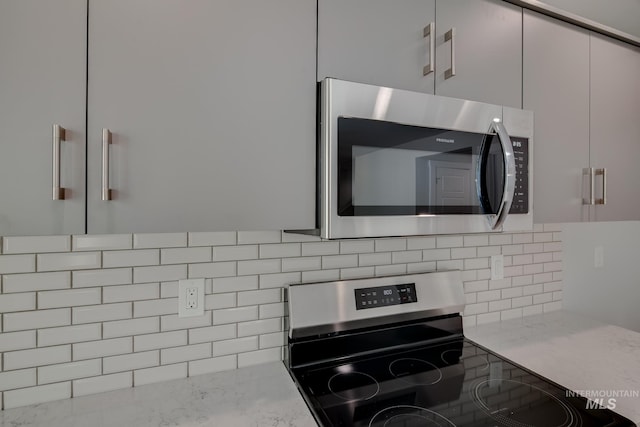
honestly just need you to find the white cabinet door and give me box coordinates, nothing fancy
[590,34,640,221]
[435,0,522,108]
[0,0,86,236]
[318,0,436,94]
[87,0,316,233]
[523,11,590,223]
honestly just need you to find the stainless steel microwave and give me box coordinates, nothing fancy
[317,78,533,239]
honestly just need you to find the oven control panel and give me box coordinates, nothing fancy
[509,136,529,214]
[355,283,417,310]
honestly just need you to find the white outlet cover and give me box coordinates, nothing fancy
[491,255,504,280]
[178,278,205,317]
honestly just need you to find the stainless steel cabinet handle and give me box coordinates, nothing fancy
[595,168,606,205]
[52,124,66,200]
[489,119,515,230]
[423,22,435,76]
[582,168,595,205]
[444,28,456,79]
[102,128,112,201]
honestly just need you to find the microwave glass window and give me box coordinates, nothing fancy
[338,117,510,217]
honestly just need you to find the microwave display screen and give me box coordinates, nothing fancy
[337,117,528,217]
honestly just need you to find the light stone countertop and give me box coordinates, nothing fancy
[0,361,317,427]
[466,310,640,424]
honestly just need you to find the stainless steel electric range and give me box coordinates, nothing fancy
[285,271,635,427]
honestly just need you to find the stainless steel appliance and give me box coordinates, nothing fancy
[318,79,533,239]
[286,271,635,426]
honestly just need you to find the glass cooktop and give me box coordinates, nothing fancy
[292,338,635,427]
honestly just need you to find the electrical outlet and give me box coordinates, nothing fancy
[491,255,504,280]
[594,246,605,268]
[178,278,205,317]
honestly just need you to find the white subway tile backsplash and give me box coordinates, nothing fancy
[237,259,281,276]
[212,336,258,357]
[189,324,236,344]
[3,308,70,332]
[3,382,71,409]
[0,293,36,312]
[103,350,159,374]
[38,288,101,309]
[237,347,281,368]
[133,233,187,249]
[73,338,132,361]
[72,302,131,324]
[211,276,258,293]
[188,232,236,247]
[72,268,131,288]
[161,311,212,332]
[0,331,36,352]
[103,283,159,303]
[72,234,132,252]
[301,242,340,256]
[135,363,187,386]
[259,243,300,259]
[188,355,237,376]
[282,256,321,272]
[237,289,280,306]
[135,330,187,352]
[37,252,101,272]
[4,345,71,370]
[103,317,159,339]
[103,249,159,268]
[237,231,281,245]
[189,261,236,279]
[0,255,36,274]
[0,227,563,410]
[38,359,101,385]
[73,372,132,397]
[133,298,177,317]
[161,343,211,365]
[204,293,236,310]
[38,324,101,347]
[0,369,37,392]
[134,265,187,283]
[3,236,70,254]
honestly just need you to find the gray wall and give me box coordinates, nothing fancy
[562,221,640,332]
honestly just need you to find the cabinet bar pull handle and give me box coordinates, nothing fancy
[52,124,66,200]
[102,128,112,201]
[423,22,435,76]
[583,168,595,205]
[596,168,606,205]
[444,28,456,79]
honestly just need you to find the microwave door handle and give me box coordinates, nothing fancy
[490,120,516,230]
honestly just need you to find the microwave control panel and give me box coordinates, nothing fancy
[355,283,417,310]
[509,137,529,214]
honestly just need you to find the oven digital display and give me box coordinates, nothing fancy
[355,283,417,310]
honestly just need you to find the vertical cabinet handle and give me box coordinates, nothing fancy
[583,168,595,205]
[423,22,435,76]
[52,124,66,200]
[444,28,456,80]
[102,128,112,201]
[595,168,606,205]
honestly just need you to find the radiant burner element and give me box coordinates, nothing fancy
[368,405,456,427]
[328,371,379,401]
[473,379,578,427]
[388,358,442,386]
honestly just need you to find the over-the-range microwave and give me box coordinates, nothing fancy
[299,78,534,240]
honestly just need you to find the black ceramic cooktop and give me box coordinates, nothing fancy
[292,338,635,427]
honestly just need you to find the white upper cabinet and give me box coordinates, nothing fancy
[0,0,87,236]
[86,0,316,233]
[318,0,436,94]
[434,0,522,108]
[589,34,640,221]
[523,10,590,223]
[318,0,522,108]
